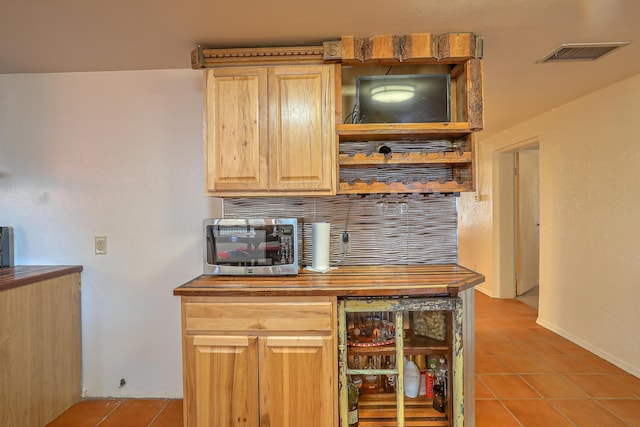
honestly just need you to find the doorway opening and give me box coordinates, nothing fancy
[515,148,540,309]
[494,138,540,309]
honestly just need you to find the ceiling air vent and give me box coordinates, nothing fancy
[537,42,630,63]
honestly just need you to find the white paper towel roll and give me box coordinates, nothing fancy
[312,222,331,270]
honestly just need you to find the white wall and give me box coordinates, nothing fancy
[459,72,640,377]
[4,68,639,397]
[0,70,222,397]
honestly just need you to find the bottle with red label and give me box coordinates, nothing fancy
[425,368,435,399]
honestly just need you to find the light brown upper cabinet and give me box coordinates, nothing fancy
[204,64,336,196]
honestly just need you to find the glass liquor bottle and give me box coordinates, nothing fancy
[432,357,447,413]
[347,376,359,426]
[361,356,380,394]
[383,356,396,393]
[403,355,420,398]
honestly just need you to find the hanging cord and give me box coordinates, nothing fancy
[344,102,359,124]
[331,196,352,266]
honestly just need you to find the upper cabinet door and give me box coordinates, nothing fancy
[205,67,269,192]
[267,65,335,193]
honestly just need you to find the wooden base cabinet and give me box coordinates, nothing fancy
[181,297,337,427]
[0,267,82,427]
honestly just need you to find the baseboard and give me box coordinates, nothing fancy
[475,286,497,298]
[536,317,640,378]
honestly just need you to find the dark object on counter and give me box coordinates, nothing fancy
[0,227,14,268]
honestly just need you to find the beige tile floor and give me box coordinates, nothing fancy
[46,399,182,427]
[47,290,640,426]
[475,291,640,427]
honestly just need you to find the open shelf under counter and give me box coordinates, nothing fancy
[358,393,449,427]
[348,335,450,357]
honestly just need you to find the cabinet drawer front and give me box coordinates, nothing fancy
[193,335,251,347]
[185,301,334,333]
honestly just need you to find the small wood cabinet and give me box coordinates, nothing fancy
[326,33,483,195]
[338,297,464,427]
[180,296,337,427]
[204,64,336,196]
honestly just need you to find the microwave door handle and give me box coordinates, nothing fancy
[207,238,213,263]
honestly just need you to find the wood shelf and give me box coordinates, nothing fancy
[339,151,472,166]
[336,123,472,142]
[357,393,449,427]
[338,179,473,195]
[336,122,475,195]
[348,335,450,357]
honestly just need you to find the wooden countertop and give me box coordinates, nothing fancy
[174,264,484,298]
[0,265,83,292]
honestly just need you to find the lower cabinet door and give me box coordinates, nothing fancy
[259,336,335,427]
[193,335,259,427]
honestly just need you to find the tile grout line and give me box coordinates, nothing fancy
[496,398,525,427]
[95,399,125,427]
[591,398,635,427]
[146,399,171,427]
[543,398,580,427]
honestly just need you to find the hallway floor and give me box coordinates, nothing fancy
[515,285,539,310]
[475,291,640,426]
[47,291,640,427]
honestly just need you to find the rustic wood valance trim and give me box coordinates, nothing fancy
[191,45,326,69]
[191,33,482,69]
[323,32,483,64]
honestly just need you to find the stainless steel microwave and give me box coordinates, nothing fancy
[203,218,298,275]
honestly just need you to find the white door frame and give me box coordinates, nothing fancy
[492,137,539,298]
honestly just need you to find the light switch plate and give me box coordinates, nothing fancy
[95,236,107,254]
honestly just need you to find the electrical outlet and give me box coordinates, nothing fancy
[341,231,351,254]
[95,236,107,255]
